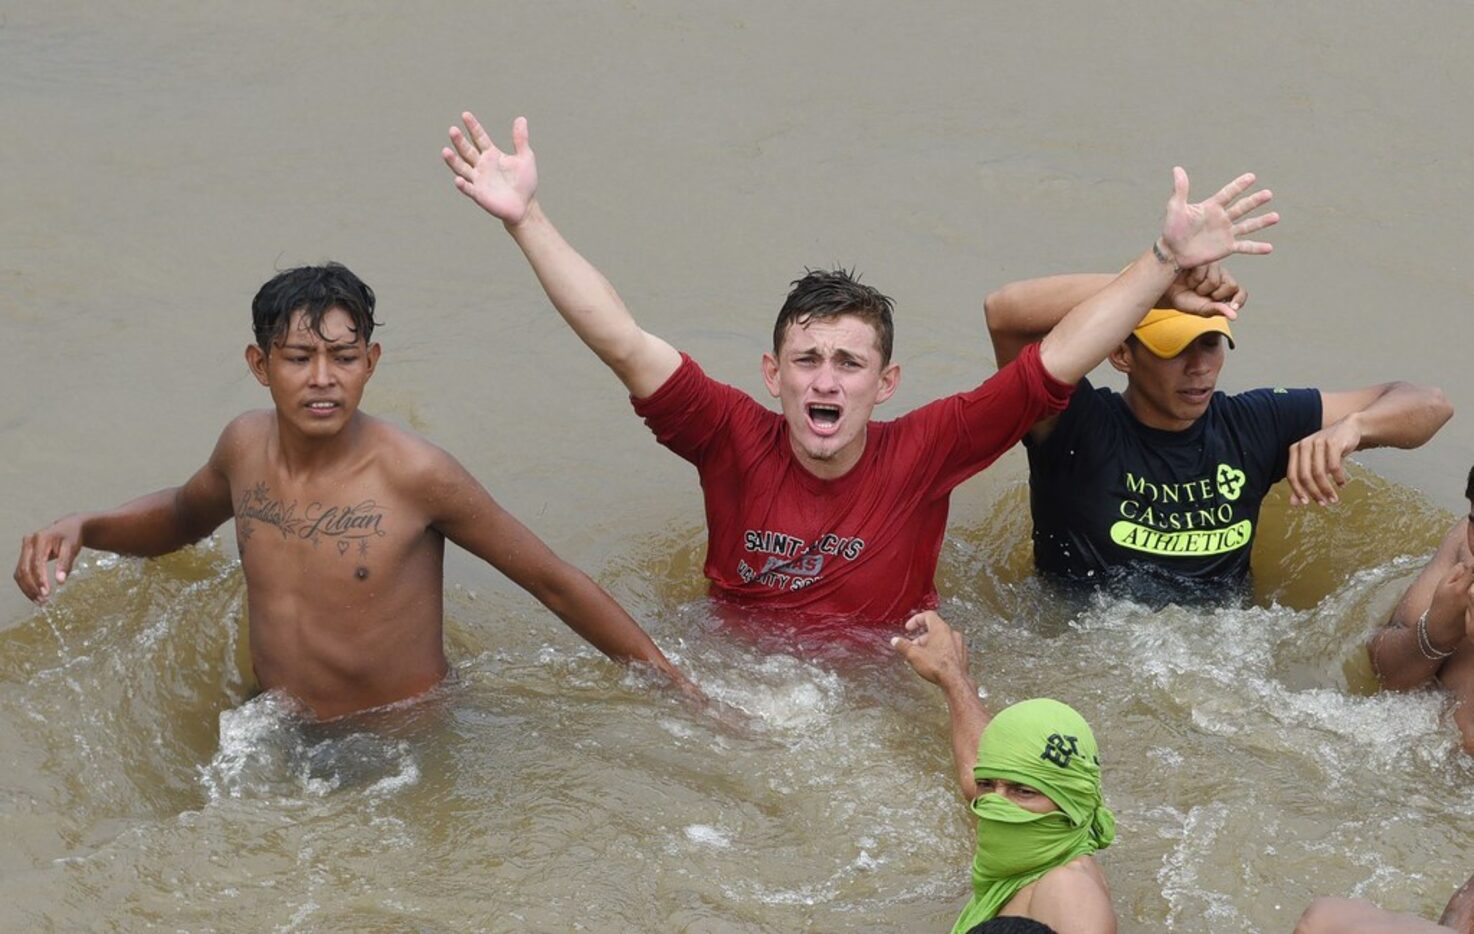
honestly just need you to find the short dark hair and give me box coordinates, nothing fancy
[252,263,380,353]
[1466,463,1474,502]
[964,918,1059,934]
[772,268,895,365]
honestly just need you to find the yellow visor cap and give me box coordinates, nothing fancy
[1132,308,1235,358]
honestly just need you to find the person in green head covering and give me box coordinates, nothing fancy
[893,611,1116,934]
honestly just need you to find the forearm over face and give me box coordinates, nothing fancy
[1037,251,1176,385]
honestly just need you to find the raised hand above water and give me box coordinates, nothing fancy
[1158,167,1279,275]
[442,112,539,225]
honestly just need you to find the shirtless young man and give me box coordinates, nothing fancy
[441,110,1278,626]
[13,263,687,719]
[1368,466,1474,754]
[894,613,1115,934]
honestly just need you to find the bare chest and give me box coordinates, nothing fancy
[231,477,429,583]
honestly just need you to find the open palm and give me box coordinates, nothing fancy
[442,112,539,224]
[1160,167,1278,270]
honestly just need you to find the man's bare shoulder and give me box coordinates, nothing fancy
[212,410,274,465]
[1026,855,1115,933]
[358,416,470,490]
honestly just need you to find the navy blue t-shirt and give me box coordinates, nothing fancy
[1025,378,1322,588]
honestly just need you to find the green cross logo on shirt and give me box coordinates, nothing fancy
[1215,463,1246,501]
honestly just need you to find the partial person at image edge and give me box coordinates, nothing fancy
[1368,465,1474,754]
[1295,871,1474,932]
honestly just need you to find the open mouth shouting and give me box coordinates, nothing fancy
[806,402,842,436]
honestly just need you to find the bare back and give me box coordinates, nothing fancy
[222,411,450,719]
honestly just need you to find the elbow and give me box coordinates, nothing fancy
[1428,384,1454,430]
[1386,382,1453,445]
[983,288,1012,335]
[1366,638,1421,692]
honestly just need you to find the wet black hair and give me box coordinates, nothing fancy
[1466,463,1474,502]
[964,918,1059,934]
[251,263,381,353]
[772,268,896,365]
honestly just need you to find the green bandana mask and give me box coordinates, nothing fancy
[950,698,1115,934]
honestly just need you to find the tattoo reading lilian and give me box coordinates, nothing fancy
[235,482,387,557]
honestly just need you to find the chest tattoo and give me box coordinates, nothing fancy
[235,481,388,559]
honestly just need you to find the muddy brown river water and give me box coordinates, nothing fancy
[4,3,1474,931]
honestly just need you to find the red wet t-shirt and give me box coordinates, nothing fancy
[632,342,1072,625]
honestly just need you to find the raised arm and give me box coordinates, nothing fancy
[1285,382,1454,507]
[985,264,1246,370]
[420,446,690,690]
[13,434,235,604]
[442,112,681,399]
[892,611,992,801]
[1033,168,1276,387]
[1367,519,1469,690]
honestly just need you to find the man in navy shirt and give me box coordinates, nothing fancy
[985,267,1451,595]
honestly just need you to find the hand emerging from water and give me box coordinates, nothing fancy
[14,515,84,604]
[892,611,972,689]
[442,112,539,225]
[1158,168,1279,301]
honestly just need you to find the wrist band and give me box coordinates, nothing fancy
[1416,610,1455,661]
[1151,237,1181,273]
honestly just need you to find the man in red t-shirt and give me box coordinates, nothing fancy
[440,111,1278,626]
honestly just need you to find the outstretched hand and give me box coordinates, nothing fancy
[14,516,84,604]
[1159,168,1278,274]
[442,112,539,225]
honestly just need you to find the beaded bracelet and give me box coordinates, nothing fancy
[1417,610,1455,661]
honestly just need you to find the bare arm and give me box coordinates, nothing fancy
[892,612,992,800]
[442,113,681,399]
[1368,520,1468,690]
[985,265,1247,370]
[1033,168,1275,387]
[422,448,688,687]
[1286,383,1454,507]
[14,436,235,604]
[985,274,1117,370]
[1295,896,1455,934]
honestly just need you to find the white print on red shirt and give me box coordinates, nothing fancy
[737,529,868,591]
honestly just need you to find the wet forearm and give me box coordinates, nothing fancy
[1037,251,1177,385]
[538,570,675,672]
[940,674,991,800]
[80,488,213,557]
[504,203,651,376]
[1345,383,1453,450]
[986,274,1116,342]
[1368,609,1461,690]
